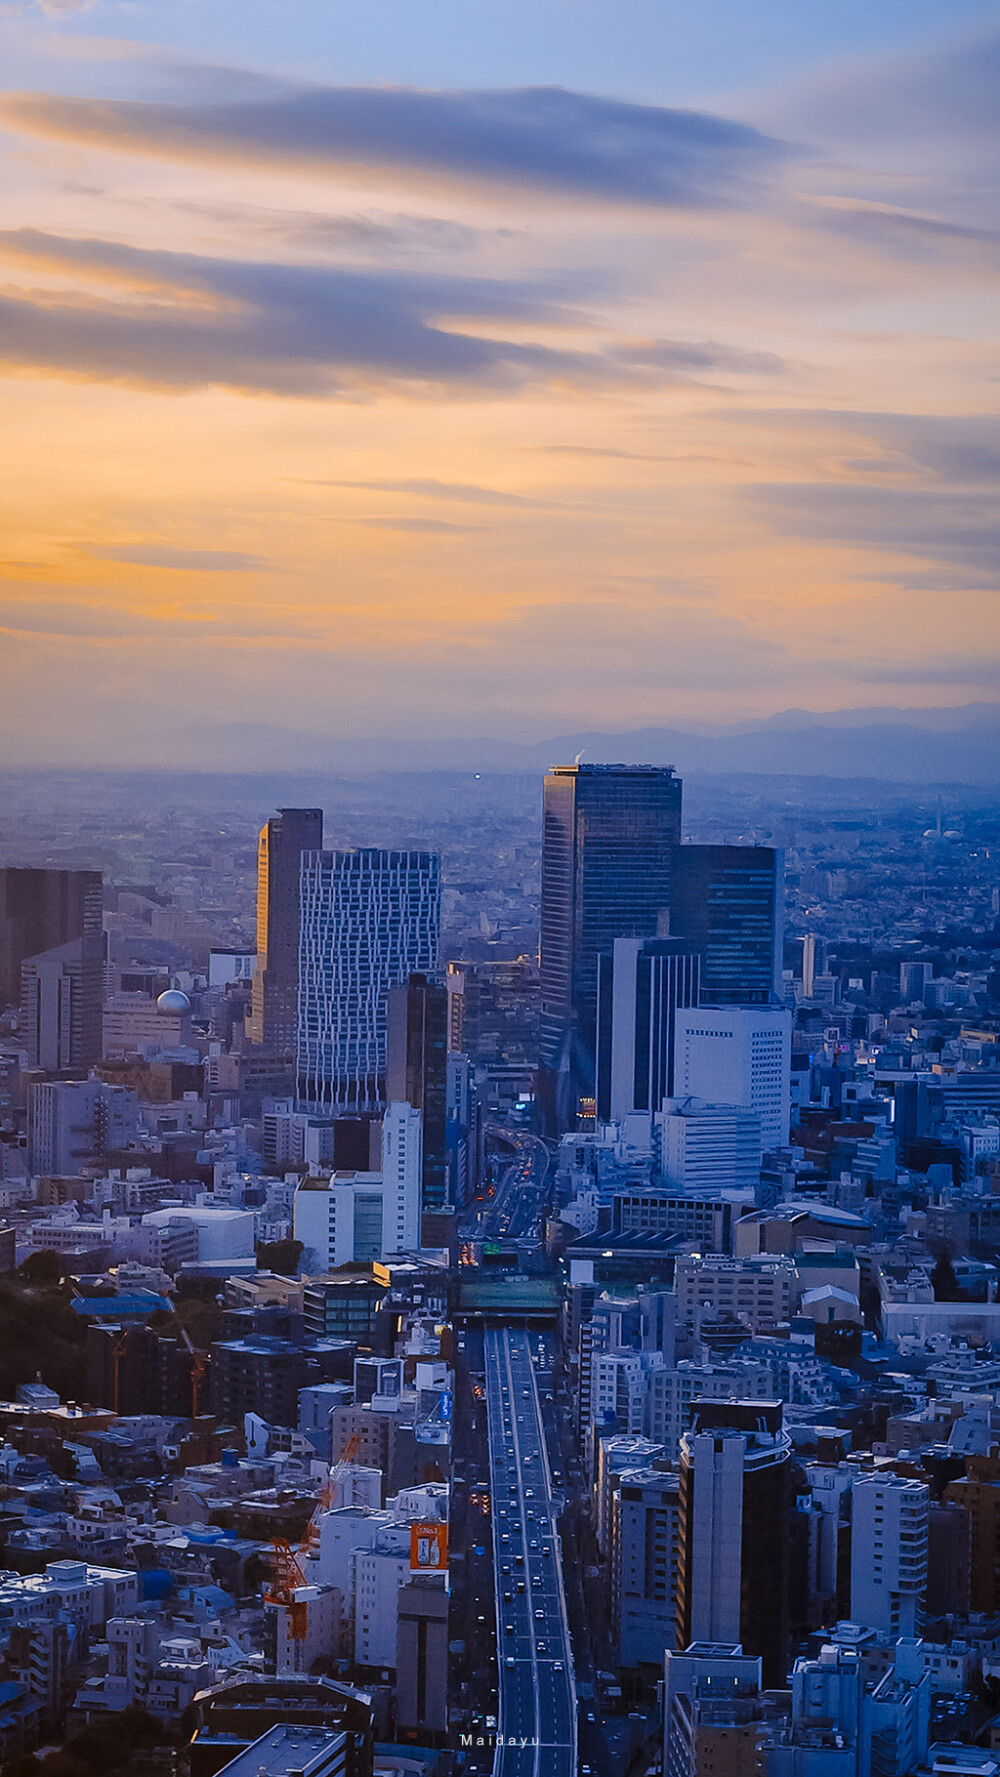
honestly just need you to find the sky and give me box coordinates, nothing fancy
[0,0,998,765]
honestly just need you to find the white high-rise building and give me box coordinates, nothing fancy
[297,849,440,1114]
[850,1473,928,1638]
[381,1102,423,1253]
[673,1005,792,1150]
[294,1173,386,1270]
[292,1107,422,1268]
[658,1096,761,1192]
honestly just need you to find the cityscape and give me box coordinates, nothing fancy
[2,3,999,1777]
[0,752,996,1777]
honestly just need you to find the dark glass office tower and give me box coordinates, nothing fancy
[596,937,701,1123]
[670,844,783,1005]
[539,763,682,1127]
[247,808,323,1052]
[676,1399,791,1686]
[386,972,449,1212]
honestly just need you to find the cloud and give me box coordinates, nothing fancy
[859,657,1000,688]
[772,25,1000,159]
[176,200,505,258]
[84,544,268,570]
[755,483,1000,584]
[805,197,1000,268]
[0,227,780,397]
[0,227,582,394]
[610,338,785,376]
[303,477,538,507]
[354,517,482,534]
[0,81,792,209]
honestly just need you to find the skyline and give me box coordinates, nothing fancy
[1,1,999,764]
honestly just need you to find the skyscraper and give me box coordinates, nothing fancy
[22,938,104,1071]
[676,1399,791,1685]
[540,763,683,1127]
[669,844,783,1005]
[850,1473,928,1637]
[247,808,323,1052]
[386,973,448,1213]
[672,1004,792,1149]
[0,871,104,1066]
[596,937,701,1124]
[296,849,440,1114]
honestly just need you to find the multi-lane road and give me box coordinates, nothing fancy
[485,1325,576,1777]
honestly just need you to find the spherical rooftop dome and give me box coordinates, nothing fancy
[156,988,191,1015]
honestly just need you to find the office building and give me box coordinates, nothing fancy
[850,1473,928,1638]
[296,850,440,1115]
[212,1726,347,1777]
[27,1078,138,1177]
[446,957,540,1065]
[669,844,783,1005]
[674,1252,796,1332]
[673,1005,792,1150]
[659,1097,761,1193]
[395,1576,449,1736]
[21,937,104,1071]
[676,1401,791,1684]
[293,1133,420,1267]
[247,809,324,1052]
[295,1175,386,1270]
[302,1270,391,1343]
[539,763,683,1126]
[611,1465,681,1667]
[596,937,701,1124]
[0,868,103,1012]
[663,1643,766,1777]
[380,1101,423,1252]
[386,973,448,1213]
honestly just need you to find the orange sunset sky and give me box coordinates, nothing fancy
[0,0,998,765]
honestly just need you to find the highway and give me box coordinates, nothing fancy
[485,1325,576,1777]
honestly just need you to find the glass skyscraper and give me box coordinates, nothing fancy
[247,807,324,1053]
[539,763,683,1126]
[296,849,440,1114]
[669,843,783,1005]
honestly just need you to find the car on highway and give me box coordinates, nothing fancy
[535,1609,545,1620]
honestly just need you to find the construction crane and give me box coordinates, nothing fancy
[264,1538,310,1641]
[164,1304,208,1418]
[265,1435,364,1652]
[298,1431,363,1559]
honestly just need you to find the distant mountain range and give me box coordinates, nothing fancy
[167,703,1000,785]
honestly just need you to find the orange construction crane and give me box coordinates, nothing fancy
[264,1537,310,1641]
[166,1307,209,1419]
[299,1431,363,1557]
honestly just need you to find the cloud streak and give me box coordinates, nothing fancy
[84,544,268,570]
[0,227,786,396]
[0,81,792,209]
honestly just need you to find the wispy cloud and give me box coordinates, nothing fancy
[0,81,792,209]
[84,544,268,570]
[0,227,786,397]
[302,477,538,506]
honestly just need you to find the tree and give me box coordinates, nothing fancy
[2,1755,43,1777]
[256,1238,303,1276]
[931,1247,964,1301]
[18,1250,63,1286]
